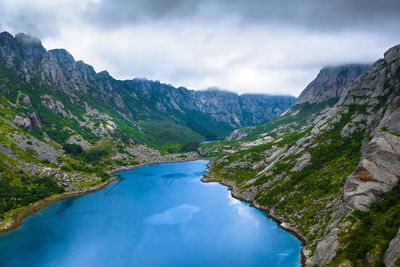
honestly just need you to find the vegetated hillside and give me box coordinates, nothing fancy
[0,31,296,149]
[201,45,400,266]
[0,31,294,230]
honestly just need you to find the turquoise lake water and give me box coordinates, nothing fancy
[0,160,301,266]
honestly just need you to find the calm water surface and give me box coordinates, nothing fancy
[0,160,301,266]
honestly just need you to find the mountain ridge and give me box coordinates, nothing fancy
[0,31,295,132]
[295,64,371,105]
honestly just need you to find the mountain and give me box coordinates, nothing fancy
[0,31,294,230]
[227,64,370,142]
[0,32,295,145]
[202,45,400,266]
[295,64,371,105]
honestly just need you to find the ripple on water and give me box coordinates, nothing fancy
[145,204,201,225]
[161,173,189,179]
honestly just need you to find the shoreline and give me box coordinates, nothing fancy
[1,157,307,266]
[0,177,118,235]
[201,161,307,267]
[0,157,199,235]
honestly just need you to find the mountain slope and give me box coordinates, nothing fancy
[0,31,295,148]
[202,45,400,266]
[295,64,370,105]
[225,64,369,142]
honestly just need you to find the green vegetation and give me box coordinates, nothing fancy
[63,143,83,155]
[142,119,204,153]
[241,98,338,140]
[63,143,109,163]
[393,257,400,267]
[329,183,400,266]
[0,173,64,220]
[254,114,363,240]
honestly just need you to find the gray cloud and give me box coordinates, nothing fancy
[0,0,399,96]
[86,0,201,26]
[86,0,400,31]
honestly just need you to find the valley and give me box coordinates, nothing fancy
[0,30,399,267]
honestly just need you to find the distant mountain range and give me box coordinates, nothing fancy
[0,31,295,148]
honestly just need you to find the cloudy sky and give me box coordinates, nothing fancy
[0,0,399,96]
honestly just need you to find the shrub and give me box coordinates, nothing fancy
[82,149,108,163]
[181,141,199,152]
[63,143,83,155]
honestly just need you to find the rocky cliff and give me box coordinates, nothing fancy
[0,31,295,141]
[202,45,400,266]
[295,64,370,105]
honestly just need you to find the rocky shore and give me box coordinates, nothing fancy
[201,161,307,267]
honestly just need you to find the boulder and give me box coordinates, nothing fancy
[14,115,31,130]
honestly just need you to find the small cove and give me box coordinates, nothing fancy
[0,160,301,266]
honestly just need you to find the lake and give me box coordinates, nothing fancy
[0,160,301,266]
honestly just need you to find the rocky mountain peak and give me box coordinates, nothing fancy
[295,64,371,105]
[384,44,400,64]
[15,33,42,46]
[0,32,46,67]
[48,49,76,66]
[0,31,15,45]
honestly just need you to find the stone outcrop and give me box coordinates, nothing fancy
[226,129,249,140]
[22,95,31,107]
[41,95,68,118]
[13,115,31,130]
[28,112,42,130]
[13,113,42,131]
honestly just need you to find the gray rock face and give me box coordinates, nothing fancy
[28,112,42,130]
[342,44,400,211]
[41,96,68,118]
[312,230,341,266]
[291,153,311,172]
[128,80,296,128]
[190,90,295,127]
[13,113,42,131]
[295,64,371,105]
[13,115,31,130]
[309,44,400,265]
[0,31,296,132]
[22,95,31,107]
[384,228,400,267]
[226,129,249,140]
[343,132,400,211]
